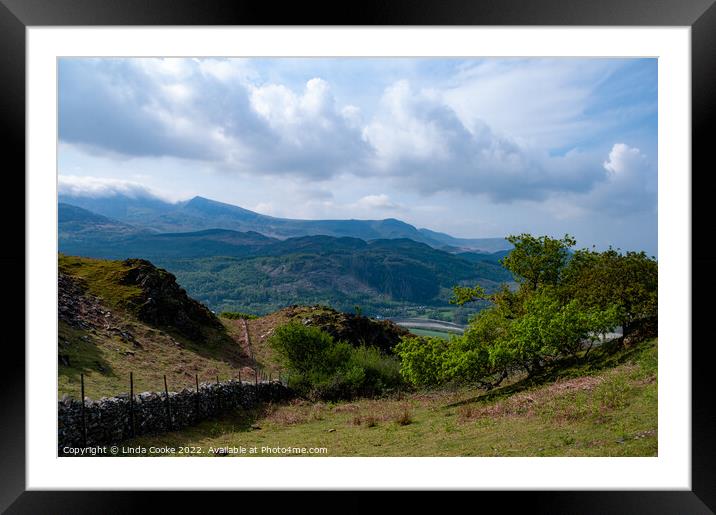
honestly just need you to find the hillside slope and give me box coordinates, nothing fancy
[120,337,658,457]
[58,255,254,399]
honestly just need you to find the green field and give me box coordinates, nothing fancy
[408,327,459,339]
[116,338,657,457]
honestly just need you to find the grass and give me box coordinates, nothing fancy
[116,338,657,457]
[59,254,144,312]
[58,319,255,399]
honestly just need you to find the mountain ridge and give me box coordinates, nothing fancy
[58,192,511,253]
[58,203,513,317]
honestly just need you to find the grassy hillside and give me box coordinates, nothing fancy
[117,338,657,457]
[58,255,254,399]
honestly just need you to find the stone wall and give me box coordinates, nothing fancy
[58,380,293,454]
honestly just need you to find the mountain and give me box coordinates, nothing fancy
[455,249,512,264]
[59,205,514,316]
[58,193,510,253]
[418,228,512,253]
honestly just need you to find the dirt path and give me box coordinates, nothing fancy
[223,318,261,382]
[239,319,255,361]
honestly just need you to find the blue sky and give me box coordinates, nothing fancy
[58,57,658,255]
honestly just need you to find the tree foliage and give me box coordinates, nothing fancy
[560,248,657,337]
[500,233,576,290]
[396,233,652,389]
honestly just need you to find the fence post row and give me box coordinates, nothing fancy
[71,367,294,447]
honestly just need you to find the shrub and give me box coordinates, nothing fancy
[269,322,339,375]
[270,322,405,400]
[347,346,402,393]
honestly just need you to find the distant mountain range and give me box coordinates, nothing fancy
[58,201,514,318]
[58,193,511,253]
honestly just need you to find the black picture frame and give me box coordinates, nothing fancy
[1,0,713,512]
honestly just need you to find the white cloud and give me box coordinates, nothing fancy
[58,175,169,200]
[58,58,656,212]
[353,194,401,211]
[594,143,656,214]
[542,143,656,218]
[444,59,620,148]
[362,80,607,202]
[603,143,646,176]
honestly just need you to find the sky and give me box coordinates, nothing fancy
[58,57,658,255]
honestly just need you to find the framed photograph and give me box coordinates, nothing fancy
[3,0,714,511]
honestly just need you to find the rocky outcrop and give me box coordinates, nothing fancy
[118,259,223,340]
[58,272,109,330]
[281,305,410,353]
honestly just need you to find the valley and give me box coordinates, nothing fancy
[58,201,513,319]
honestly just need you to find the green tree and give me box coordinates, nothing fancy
[509,291,619,369]
[446,306,515,388]
[501,233,576,290]
[561,248,657,339]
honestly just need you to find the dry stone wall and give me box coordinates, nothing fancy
[58,380,292,454]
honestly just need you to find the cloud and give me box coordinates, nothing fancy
[542,144,656,218]
[594,143,656,214]
[362,80,607,202]
[353,194,401,211]
[444,58,656,149]
[58,175,168,200]
[59,59,370,180]
[58,58,655,207]
[247,78,371,177]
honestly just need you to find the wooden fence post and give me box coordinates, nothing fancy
[80,373,87,446]
[163,375,172,430]
[129,372,135,438]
